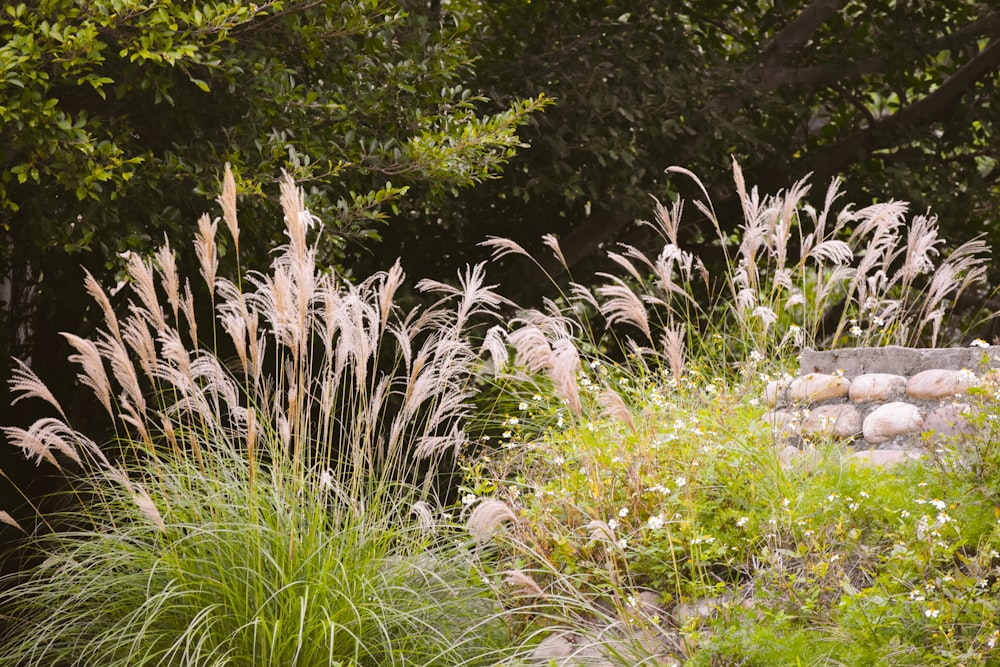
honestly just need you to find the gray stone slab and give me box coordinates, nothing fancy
[800,346,1000,377]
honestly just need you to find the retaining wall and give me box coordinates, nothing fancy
[762,345,1000,459]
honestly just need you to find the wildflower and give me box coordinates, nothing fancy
[518,401,529,411]
[608,519,620,531]
[736,516,749,528]
[850,324,863,337]
[924,607,940,619]
[971,338,990,349]
[647,514,665,530]
[675,476,687,488]
[618,507,629,518]
[616,537,628,550]
[461,493,477,506]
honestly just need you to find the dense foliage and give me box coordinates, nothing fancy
[379,0,1000,303]
[0,0,542,417]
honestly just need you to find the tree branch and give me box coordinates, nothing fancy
[805,38,1000,184]
[756,10,1000,92]
[760,0,851,67]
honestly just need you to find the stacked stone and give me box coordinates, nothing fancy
[762,346,1000,463]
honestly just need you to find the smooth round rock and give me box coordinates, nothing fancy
[848,373,907,402]
[906,369,976,400]
[862,402,924,444]
[923,403,977,441]
[801,404,862,438]
[851,449,922,468]
[761,410,798,437]
[788,373,851,403]
[777,445,801,467]
[764,380,789,407]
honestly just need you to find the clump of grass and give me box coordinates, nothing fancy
[0,168,525,666]
[485,159,993,383]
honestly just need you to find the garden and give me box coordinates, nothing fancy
[2,161,999,666]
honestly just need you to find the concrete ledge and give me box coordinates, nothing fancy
[801,346,1000,377]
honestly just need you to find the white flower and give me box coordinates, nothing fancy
[518,401,529,411]
[319,468,334,490]
[618,507,629,518]
[924,607,940,619]
[850,324,863,337]
[971,338,990,349]
[647,514,665,530]
[958,368,978,382]
[617,538,628,550]
[608,519,620,531]
[461,493,477,506]
[675,476,687,488]
[736,516,749,528]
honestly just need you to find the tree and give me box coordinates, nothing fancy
[376,0,1000,304]
[0,0,545,532]
[0,0,542,420]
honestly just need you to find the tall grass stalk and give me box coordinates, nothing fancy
[483,159,993,385]
[0,170,522,666]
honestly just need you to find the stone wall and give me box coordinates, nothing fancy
[762,345,1000,465]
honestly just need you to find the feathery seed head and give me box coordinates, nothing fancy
[218,163,239,254]
[467,498,517,542]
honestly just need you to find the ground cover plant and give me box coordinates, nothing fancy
[2,160,1000,666]
[460,161,1000,665]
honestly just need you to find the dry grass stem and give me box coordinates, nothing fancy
[0,510,25,533]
